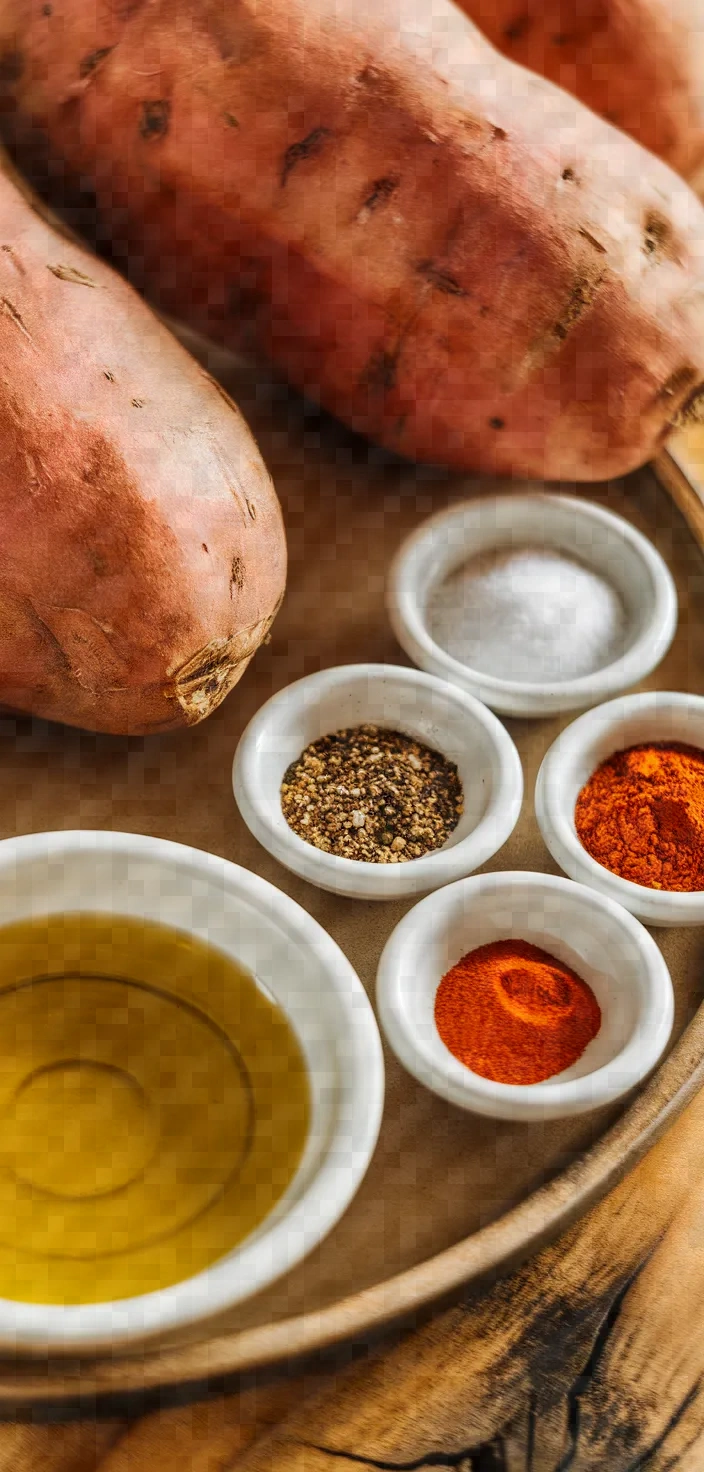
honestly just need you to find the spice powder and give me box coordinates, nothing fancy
[575,740,704,891]
[434,939,602,1084]
[281,724,463,862]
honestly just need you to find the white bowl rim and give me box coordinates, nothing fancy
[387,492,678,704]
[535,690,704,920]
[232,662,524,897]
[376,869,674,1120]
[0,829,385,1352]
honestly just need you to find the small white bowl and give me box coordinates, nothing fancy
[376,871,673,1121]
[233,664,523,901]
[387,491,678,717]
[536,691,704,926]
[0,830,384,1355]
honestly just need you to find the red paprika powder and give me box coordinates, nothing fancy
[575,741,704,891]
[434,939,601,1085]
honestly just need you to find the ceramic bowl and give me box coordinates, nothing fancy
[232,663,523,901]
[376,870,673,1122]
[387,491,678,717]
[535,690,704,926]
[0,829,384,1355]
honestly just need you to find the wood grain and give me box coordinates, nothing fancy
[216,1080,704,1472]
[94,1378,317,1472]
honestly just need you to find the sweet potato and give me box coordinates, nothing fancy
[1,0,704,480]
[0,155,285,735]
[455,0,704,179]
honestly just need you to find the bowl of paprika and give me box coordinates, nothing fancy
[376,870,673,1121]
[535,691,704,926]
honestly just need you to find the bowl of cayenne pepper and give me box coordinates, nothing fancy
[376,870,673,1121]
[535,691,704,927]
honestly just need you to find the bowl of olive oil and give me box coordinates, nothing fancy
[0,830,384,1354]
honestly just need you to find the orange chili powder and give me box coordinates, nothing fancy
[575,741,704,891]
[434,939,601,1085]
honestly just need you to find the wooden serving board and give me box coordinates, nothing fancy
[2,338,704,1406]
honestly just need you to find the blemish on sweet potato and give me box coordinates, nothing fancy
[504,15,532,42]
[0,51,23,85]
[416,260,469,297]
[492,124,508,141]
[578,227,607,254]
[246,499,257,521]
[362,346,399,393]
[672,383,704,426]
[48,263,96,286]
[280,127,331,187]
[169,619,275,722]
[42,4,52,13]
[1,297,31,341]
[1,245,25,275]
[223,111,239,129]
[87,550,108,577]
[103,370,115,382]
[79,47,114,79]
[643,210,675,257]
[553,273,604,340]
[356,176,399,222]
[489,416,505,429]
[202,543,209,553]
[656,365,698,401]
[562,167,576,181]
[230,555,245,596]
[139,100,170,141]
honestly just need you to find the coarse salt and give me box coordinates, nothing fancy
[426,544,628,684]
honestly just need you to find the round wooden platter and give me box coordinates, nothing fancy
[1,343,704,1407]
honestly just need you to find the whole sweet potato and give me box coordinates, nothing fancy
[2,0,704,480]
[0,157,285,734]
[456,0,704,179]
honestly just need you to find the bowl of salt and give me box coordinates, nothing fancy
[387,491,677,717]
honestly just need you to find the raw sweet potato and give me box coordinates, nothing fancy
[2,0,704,480]
[0,155,285,735]
[455,0,704,179]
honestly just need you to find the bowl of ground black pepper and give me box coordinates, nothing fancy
[233,665,523,900]
[387,492,677,718]
[536,691,704,926]
[377,871,674,1121]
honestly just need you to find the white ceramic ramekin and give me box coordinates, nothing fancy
[387,491,678,717]
[376,871,673,1122]
[0,830,384,1355]
[232,664,524,901]
[536,691,704,926]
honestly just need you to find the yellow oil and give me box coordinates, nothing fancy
[0,913,310,1303]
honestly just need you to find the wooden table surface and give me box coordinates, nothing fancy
[2,1069,704,1470]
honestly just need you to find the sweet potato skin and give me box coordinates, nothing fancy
[2,0,704,480]
[455,0,704,180]
[0,161,285,734]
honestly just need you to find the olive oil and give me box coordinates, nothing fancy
[0,913,310,1303]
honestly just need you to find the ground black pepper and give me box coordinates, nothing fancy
[281,724,464,862]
